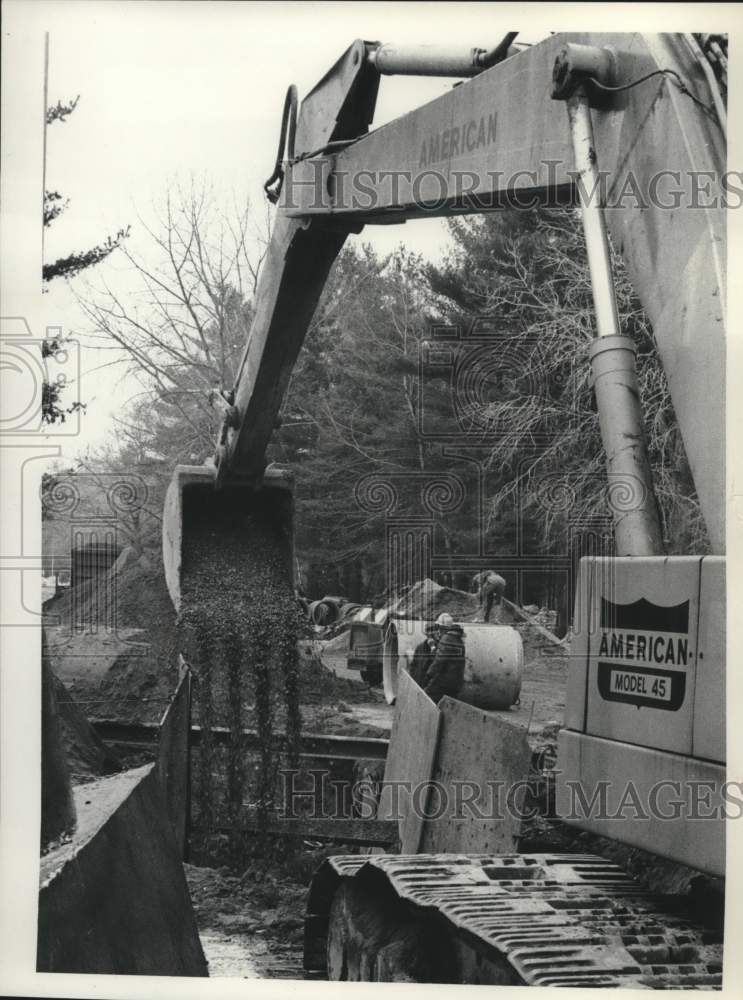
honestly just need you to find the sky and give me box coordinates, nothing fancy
[26,1,547,459]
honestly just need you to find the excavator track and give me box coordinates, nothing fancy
[305,853,723,987]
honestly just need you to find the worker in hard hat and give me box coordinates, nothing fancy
[422,613,466,704]
[472,570,506,623]
[408,621,439,688]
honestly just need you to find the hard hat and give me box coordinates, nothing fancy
[435,612,454,627]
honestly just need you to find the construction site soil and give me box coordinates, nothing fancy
[183,845,352,978]
[43,561,182,725]
[43,554,582,977]
[391,578,482,620]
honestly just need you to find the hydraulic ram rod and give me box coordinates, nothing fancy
[566,85,664,557]
[368,34,518,77]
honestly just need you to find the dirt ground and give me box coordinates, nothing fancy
[184,862,306,977]
[43,559,182,724]
[45,565,572,978]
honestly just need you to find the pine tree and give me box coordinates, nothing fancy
[43,96,129,286]
[42,95,129,424]
[425,207,709,561]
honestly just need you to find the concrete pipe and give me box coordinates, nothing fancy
[457,623,523,709]
[383,619,523,709]
[309,598,344,627]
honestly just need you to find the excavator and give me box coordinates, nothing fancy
[162,32,727,986]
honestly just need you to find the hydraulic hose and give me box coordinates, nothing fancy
[264,84,298,204]
[476,32,519,69]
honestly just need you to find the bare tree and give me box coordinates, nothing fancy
[75,180,271,470]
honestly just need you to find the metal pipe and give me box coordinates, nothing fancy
[566,91,622,340]
[369,44,484,77]
[382,619,523,708]
[368,35,518,78]
[264,84,298,203]
[552,43,615,98]
[567,87,664,557]
[588,337,665,556]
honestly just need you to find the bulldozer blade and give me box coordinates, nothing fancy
[162,463,294,612]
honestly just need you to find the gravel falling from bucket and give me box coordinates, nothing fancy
[177,484,303,856]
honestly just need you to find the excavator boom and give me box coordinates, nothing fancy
[178,32,724,548]
[164,32,727,606]
[282,34,725,556]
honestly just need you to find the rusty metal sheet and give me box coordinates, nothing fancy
[376,668,440,852]
[419,697,531,855]
[157,669,192,856]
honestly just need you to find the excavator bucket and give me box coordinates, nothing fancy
[162,464,295,613]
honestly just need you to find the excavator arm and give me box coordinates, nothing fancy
[164,31,726,609]
[221,40,381,484]
[162,40,380,608]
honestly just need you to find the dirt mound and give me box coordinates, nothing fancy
[44,557,178,645]
[297,642,376,706]
[44,557,182,724]
[391,578,478,619]
[390,578,519,623]
[53,674,122,782]
[295,646,388,737]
